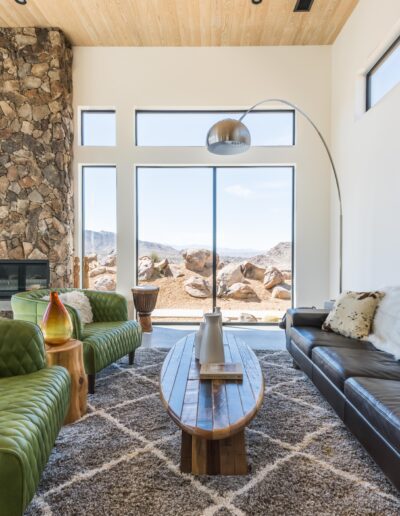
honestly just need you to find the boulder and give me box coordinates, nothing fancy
[264,266,284,289]
[239,313,258,322]
[282,270,292,281]
[241,261,266,281]
[89,266,106,278]
[154,258,172,277]
[169,264,185,278]
[272,286,291,300]
[138,256,154,281]
[217,263,243,296]
[86,253,98,264]
[184,276,211,298]
[94,276,116,291]
[225,282,257,300]
[182,248,216,272]
[100,252,116,267]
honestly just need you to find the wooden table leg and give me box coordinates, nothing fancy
[181,429,248,475]
[46,340,88,424]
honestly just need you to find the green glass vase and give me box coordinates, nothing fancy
[41,291,73,346]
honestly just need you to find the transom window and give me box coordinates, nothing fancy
[366,36,400,110]
[81,110,116,146]
[135,110,295,147]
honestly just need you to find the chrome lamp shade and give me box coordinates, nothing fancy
[206,118,251,155]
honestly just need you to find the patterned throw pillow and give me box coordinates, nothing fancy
[322,291,384,339]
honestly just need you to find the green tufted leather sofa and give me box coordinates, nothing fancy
[11,288,142,393]
[0,318,70,516]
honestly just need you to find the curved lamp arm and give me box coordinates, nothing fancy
[240,98,343,293]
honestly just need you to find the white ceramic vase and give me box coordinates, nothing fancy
[195,321,205,360]
[199,313,225,364]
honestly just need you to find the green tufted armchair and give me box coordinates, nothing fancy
[11,288,142,393]
[0,318,70,516]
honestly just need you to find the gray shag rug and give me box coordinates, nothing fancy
[26,347,400,515]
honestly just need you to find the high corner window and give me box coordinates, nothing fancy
[366,36,400,110]
[81,110,116,146]
[135,110,295,147]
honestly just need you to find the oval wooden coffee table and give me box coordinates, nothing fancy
[160,333,264,475]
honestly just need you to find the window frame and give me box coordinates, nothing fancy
[134,109,296,147]
[366,35,400,111]
[80,109,117,146]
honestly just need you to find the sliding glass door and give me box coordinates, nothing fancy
[136,166,293,324]
[137,167,214,323]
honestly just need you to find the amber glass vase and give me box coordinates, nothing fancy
[41,291,73,346]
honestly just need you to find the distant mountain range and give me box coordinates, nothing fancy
[84,230,291,268]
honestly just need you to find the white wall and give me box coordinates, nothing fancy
[331,0,400,293]
[73,46,332,311]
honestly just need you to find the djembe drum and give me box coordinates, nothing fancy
[131,285,160,333]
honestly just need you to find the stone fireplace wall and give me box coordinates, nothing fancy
[0,28,73,287]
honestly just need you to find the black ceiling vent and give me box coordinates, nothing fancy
[294,0,315,12]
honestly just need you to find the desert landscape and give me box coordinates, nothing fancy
[84,230,292,323]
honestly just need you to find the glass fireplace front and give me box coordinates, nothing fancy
[0,260,50,299]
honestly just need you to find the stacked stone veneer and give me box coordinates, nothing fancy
[0,28,74,287]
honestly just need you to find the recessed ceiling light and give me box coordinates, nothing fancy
[15,0,27,4]
[294,0,315,12]
[252,0,262,4]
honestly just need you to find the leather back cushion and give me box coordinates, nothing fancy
[0,320,46,377]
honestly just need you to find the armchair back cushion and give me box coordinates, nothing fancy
[0,319,46,377]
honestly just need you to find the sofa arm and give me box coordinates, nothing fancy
[286,308,330,331]
[84,290,128,322]
[0,319,46,377]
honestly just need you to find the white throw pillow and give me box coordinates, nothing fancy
[43,291,93,324]
[369,286,400,360]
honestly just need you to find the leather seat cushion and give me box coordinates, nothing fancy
[312,347,400,390]
[290,327,374,357]
[0,366,70,510]
[82,321,142,374]
[345,377,400,453]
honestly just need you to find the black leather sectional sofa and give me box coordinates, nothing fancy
[286,308,400,490]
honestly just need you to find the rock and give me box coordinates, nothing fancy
[94,276,116,291]
[28,189,43,203]
[217,262,243,296]
[272,286,291,300]
[182,248,214,273]
[241,261,266,281]
[22,242,33,258]
[239,313,258,322]
[9,245,24,260]
[86,253,98,263]
[169,264,184,278]
[31,63,49,77]
[28,248,47,260]
[225,282,257,300]
[0,207,8,219]
[21,121,34,135]
[282,270,292,280]
[184,276,211,298]
[138,256,154,281]
[89,267,106,278]
[0,101,16,119]
[154,258,172,277]
[264,266,284,289]
[17,103,33,120]
[15,34,37,47]
[100,252,116,267]
[32,104,50,121]
[23,76,42,89]
[0,177,9,194]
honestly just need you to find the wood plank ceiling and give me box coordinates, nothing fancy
[0,0,358,46]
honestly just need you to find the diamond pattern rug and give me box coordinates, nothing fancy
[26,347,400,515]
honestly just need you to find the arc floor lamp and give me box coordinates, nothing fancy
[206,98,343,294]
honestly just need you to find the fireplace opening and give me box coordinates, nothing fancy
[0,260,50,299]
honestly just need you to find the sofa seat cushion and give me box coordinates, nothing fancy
[345,377,400,453]
[312,347,400,391]
[290,327,374,357]
[0,366,70,511]
[82,320,141,374]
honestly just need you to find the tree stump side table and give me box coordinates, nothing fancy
[46,339,88,424]
[131,285,160,332]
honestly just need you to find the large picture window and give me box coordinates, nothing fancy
[82,166,117,291]
[366,36,400,110]
[135,110,295,147]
